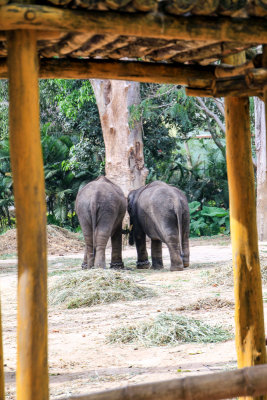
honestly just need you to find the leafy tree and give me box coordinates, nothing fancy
[134,83,229,208]
[0,79,233,235]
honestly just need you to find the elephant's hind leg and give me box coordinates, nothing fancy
[94,231,109,269]
[166,236,184,271]
[110,224,124,269]
[135,231,150,269]
[151,240,163,269]
[82,233,94,269]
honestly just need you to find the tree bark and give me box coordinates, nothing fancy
[90,79,148,196]
[255,96,267,240]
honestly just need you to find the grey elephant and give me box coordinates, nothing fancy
[128,181,190,271]
[75,176,126,269]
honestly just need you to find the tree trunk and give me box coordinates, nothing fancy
[255,97,267,240]
[90,80,148,196]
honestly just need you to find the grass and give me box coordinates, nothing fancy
[203,262,233,287]
[0,253,16,260]
[108,313,232,346]
[260,258,267,284]
[49,269,156,309]
[175,297,234,311]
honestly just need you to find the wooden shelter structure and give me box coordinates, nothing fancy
[1,0,267,399]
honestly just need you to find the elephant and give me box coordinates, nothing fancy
[75,176,126,269]
[128,181,190,271]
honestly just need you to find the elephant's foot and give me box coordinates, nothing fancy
[110,261,124,269]
[81,262,93,270]
[136,260,150,269]
[182,255,190,268]
[170,265,184,272]
[151,258,163,270]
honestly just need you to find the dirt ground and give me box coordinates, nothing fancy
[1,228,267,399]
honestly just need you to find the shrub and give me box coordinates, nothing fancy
[189,201,229,237]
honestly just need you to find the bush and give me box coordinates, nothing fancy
[189,201,229,237]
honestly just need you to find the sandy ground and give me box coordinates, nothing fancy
[1,231,267,399]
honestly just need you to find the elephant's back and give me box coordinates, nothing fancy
[75,178,126,214]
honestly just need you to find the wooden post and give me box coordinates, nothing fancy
[7,30,48,400]
[224,52,266,400]
[0,299,4,400]
[262,46,267,173]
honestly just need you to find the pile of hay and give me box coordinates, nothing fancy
[176,297,234,311]
[49,269,156,309]
[108,313,232,346]
[0,225,84,256]
[205,258,267,287]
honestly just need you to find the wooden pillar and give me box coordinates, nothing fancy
[224,53,266,400]
[263,46,267,173]
[0,300,4,400]
[7,30,48,400]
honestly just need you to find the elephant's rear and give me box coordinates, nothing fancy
[75,176,126,269]
[76,176,126,234]
[139,183,181,241]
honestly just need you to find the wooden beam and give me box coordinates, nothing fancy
[0,58,216,85]
[224,53,266,400]
[0,4,266,43]
[56,364,267,400]
[215,60,255,78]
[39,59,215,85]
[0,56,266,97]
[0,300,4,400]
[7,30,48,400]
[186,86,262,98]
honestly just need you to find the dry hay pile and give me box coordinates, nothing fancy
[47,225,84,255]
[175,297,234,312]
[49,269,156,309]
[108,313,232,346]
[0,225,84,256]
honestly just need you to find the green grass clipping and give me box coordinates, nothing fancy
[49,269,156,309]
[108,313,232,346]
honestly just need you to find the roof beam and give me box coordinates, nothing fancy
[0,57,264,98]
[0,58,215,86]
[0,3,266,43]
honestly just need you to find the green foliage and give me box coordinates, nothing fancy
[189,201,230,237]
[135,84,229,208]
[40,80,104,229]
[0,81,9,141]
[0,80,234,235]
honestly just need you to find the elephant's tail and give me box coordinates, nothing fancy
[129,217,135,246]
[175,203,184,259]
[91,202,98,255]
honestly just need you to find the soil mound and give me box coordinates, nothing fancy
[0,225,84,256]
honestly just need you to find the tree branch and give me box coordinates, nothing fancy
[213,98,225,116]
[196,97,225,134]
[206,118,226,159]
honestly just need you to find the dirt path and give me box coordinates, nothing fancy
[1,236,267,400]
